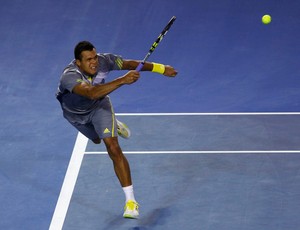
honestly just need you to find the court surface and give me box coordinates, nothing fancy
[50,113,300,230]
[1,0,300,230]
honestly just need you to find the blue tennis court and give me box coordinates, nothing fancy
[1,0,300,229]
[49,113,300,230]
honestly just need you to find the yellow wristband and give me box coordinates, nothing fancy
[152,63,165,74]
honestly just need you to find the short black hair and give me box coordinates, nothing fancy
[74,41,95,60]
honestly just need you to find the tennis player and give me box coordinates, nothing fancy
[56,41,177,218]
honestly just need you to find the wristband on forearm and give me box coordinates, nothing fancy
[151,63,165,74]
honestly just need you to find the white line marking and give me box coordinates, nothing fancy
[49,132,88,230]
[116,112,300,116]
[85,150,300,154]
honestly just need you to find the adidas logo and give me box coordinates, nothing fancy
[103,128,111,134]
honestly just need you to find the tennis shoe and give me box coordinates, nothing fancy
[117,120,131,139]
[123,200,139,219]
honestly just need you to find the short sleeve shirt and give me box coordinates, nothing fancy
[56,53,123,114]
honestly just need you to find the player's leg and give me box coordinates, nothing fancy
[92,97,133,186]
[63,111,101,144]
[93,97,139,218]
[73,123,101,144]
[103,137,139,218]
[103,136,132,186]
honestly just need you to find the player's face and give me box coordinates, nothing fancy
[76,48,99,76]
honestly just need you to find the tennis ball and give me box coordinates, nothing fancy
[262,15,272,24]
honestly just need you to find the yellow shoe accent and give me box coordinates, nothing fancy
[123,200,139,219]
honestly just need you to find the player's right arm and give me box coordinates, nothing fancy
[72,70,140,100]
[122,59,178,77]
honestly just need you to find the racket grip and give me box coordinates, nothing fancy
[135,62,144,72]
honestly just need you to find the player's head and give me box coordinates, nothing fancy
[74,41,99,76]
[74,41,95,60]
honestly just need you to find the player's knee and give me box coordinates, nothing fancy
[92,137,101,144]
[104,138,123,158]
[107,142,121,155]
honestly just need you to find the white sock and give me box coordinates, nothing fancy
[122,185,136,203]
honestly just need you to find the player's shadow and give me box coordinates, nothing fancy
[129,206,172,230]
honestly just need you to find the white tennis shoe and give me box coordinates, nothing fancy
[117,120,131,139]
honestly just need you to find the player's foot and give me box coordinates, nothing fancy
[117,120,131,139]
[123,200,139,219]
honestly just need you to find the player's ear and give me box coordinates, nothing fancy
[76,59,81,67]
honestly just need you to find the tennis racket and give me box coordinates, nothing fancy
[136,16,176,72]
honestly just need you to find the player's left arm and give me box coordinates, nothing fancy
[121,59,178,77]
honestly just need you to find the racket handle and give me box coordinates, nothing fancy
[135,62,144,72]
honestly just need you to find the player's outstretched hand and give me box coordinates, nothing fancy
[163,65,178,77]
[122,70,140,84]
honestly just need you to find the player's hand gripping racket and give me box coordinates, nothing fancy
[135,16,176,72]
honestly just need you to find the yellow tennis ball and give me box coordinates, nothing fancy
[262,15,272,24]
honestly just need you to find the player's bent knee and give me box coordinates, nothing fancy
[103,136,119,147]
[92,138,101,144]
[103,137,123,158]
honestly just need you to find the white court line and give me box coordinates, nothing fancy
[49,132,88,230]
[49,112,300,229]
[85,150,300,154]
[116,112,300,116]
